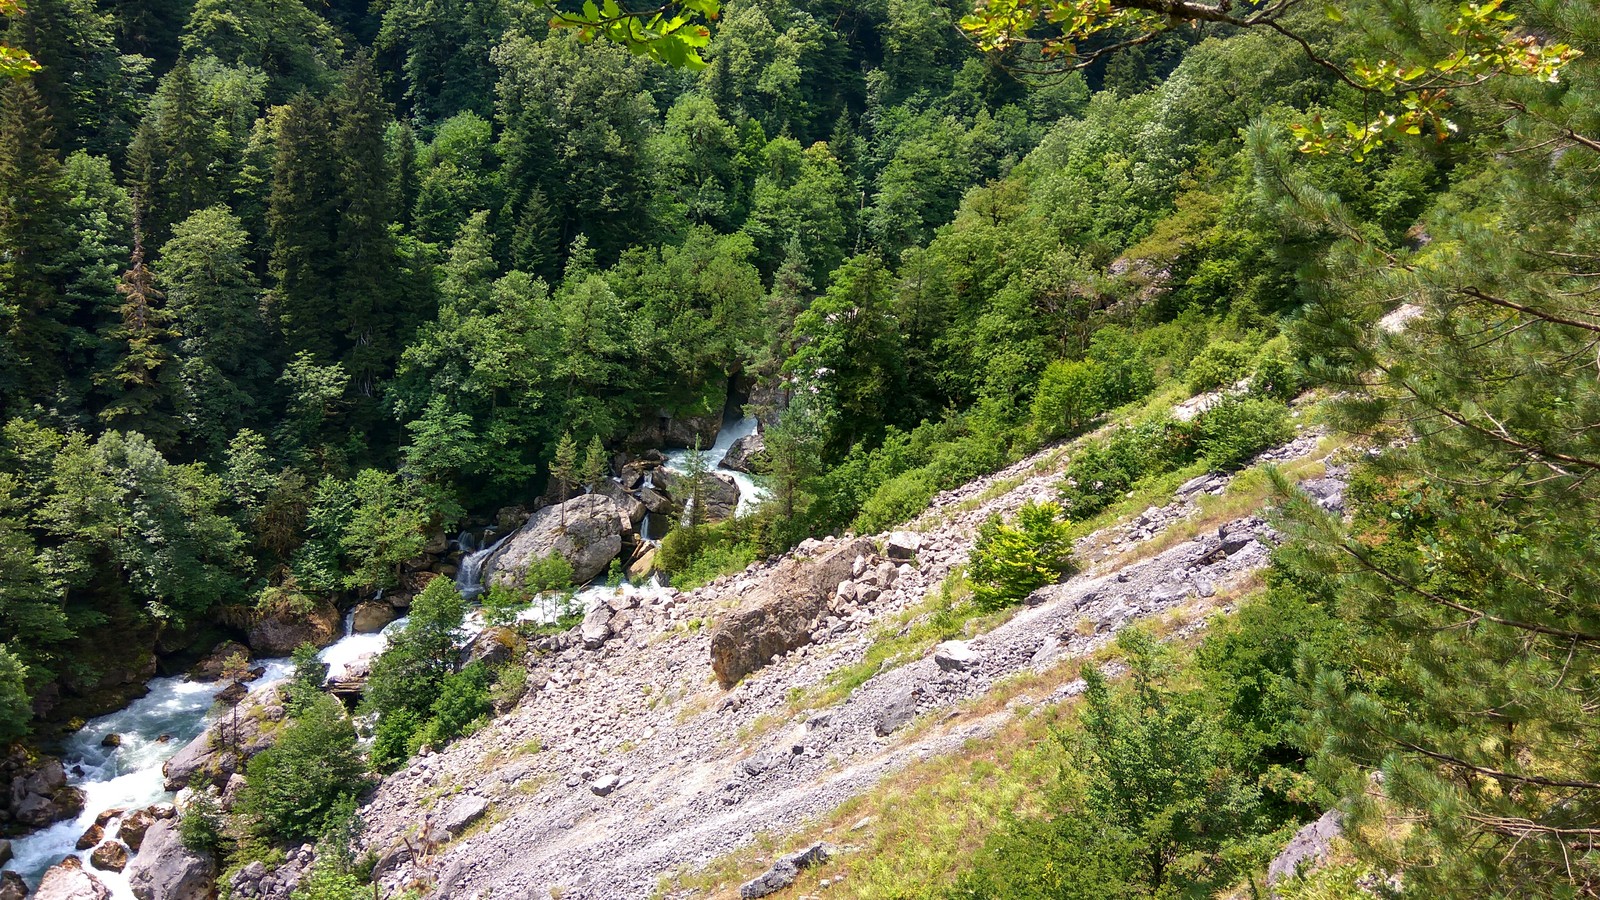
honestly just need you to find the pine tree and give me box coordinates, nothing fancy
[680,439,710,529]
[581,436,608,494]
[146,59,217,245]
[267,92,337,362]
[0,80,69,416]
[98,230,179,445]
[328,53,401,397]
[549,432,578,526]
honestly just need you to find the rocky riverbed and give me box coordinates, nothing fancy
[350,425,1342,900]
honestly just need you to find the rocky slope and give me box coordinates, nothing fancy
[352,424,1341,900]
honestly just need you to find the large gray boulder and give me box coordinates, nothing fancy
[487,494,624,586]
[34,857,110,900]
[125,820,216,900]
[162,687,286,792]
[247,601,341,657]
[709,539,873,687]
[721,431,767,474]
[653,469,740,523]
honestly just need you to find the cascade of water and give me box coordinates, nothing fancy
[455,531,511,600]
[661,414,768,516]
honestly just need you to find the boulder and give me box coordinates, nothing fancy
[425,795,489,844]
[462,627,524,669]
[1267,809,1343,889]
[101,734,122,748]
[0,838,11,866]
[162,688,286,792]
[0,871,25,900]
[34,857,110,900]
[739,843,830,899]
[188,642,251,681]
[721,431,767,474]
[1217,520,1258,556]
[654,469,740,524]
[581,606,613,650]
[91,840,129,872]
[933,640,979,672]
[625,544,657,581]
[637,486,671,515]
[351,602,396,634]
[487,494,624,587]
[709,539,874,687]
[120,808,156,851]
[76,823,103,850]
[592,479,647,528]
[125,820,216,900]
[875,690,918,737]
[588,774,620,796]
[247,602,341,657]
[885,532,921,561]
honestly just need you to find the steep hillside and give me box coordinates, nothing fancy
[339,416,1338,900]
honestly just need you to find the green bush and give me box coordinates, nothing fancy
[969,501,1076,612]
[1057,417,1195,520]
[1086,325,1155,407]
[177,790,226,855]
[523,553,574,592]
[670,541,756,590]
[852,468,938,534]
[236,694,365,843]
[1187,339,1253,393]
[481,583,530,627]
[1250,335,1303,402]
[1031,359,1107,440]
[285,643,328,716]
[427,664,492,742]
[1191,396,1293,471]
[369,708,422,772]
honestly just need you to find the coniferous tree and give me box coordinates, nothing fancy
[268,92,337,362]
[161,205,271,454]
[0,80,69,416]
[580,436,608,494]
[98,232,179,446]
[328,53,403,397]
[550,432,578,516]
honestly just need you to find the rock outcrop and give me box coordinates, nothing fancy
[1267,809,1343,890]
[721,431,766,474]
[35,857,110,900]
[188,642,250,681]
[7,754,86,830]
[162,687,286,792]
[351,601,396,634]
[740,843,830,899]
[229,844,313,900]
[125,820,217,900]
[247,602,341,656]
[488,494,625,586]
[708,538,873,687]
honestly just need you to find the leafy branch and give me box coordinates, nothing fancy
[545,0,719,70]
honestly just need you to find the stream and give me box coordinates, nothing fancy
[2,421,740,894]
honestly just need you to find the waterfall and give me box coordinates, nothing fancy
[661,414,768,516]
[456,531,511,600]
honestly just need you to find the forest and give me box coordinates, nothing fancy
[1,0,1599,895]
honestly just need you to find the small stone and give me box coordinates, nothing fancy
[589,775,621,796]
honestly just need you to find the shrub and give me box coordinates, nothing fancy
[969,501,1076,612]
[523,553,574,592]
[178,790,226,855]
[1031,359,1106,440]
[1186,339,1252,393]
[481,583,530,628]
[1250,335,1305,402]
[852,468,938,534]
[1191,396,1293,471]
[670,541,756,590]
[427,664,492,742]
[1058,417,1194,520]
[1086,326,1156,406]
[369,707,422,772]
[237,694,365,843]
[362,577,463,719]
[285,643,328,716]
